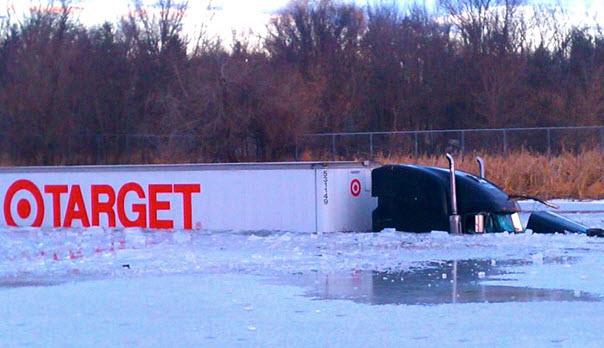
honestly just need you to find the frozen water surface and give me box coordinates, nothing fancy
[0,206,603,347]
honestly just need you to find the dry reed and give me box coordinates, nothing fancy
[375,150,604,200]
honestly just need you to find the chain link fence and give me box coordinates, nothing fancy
[0,126,601,165]
[299,126,604,160]
[0,132,204,165]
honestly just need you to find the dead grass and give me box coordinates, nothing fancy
[374,150,604,200]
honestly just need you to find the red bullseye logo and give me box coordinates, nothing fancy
[17,199,32,219]
[350,179,361,197]
[4,179,45,227]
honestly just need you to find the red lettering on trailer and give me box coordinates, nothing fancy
[2,181,201,229]
[149,184,173,229]
[174,184,201,229]
[91,185,116,227]
[44,185,68,227]
[64,185,90,228]
[117,183,147,228]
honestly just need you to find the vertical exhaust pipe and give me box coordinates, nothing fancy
[446,153,462,235]
[476,156,485,179]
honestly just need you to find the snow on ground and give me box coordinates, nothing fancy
[0,203,603,347]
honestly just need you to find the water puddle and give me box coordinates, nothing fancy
[282,258,601,305]
[0,278,65,288]
[0,269,118,289]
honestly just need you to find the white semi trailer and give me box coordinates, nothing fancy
[0,162,376,233]
[0,159,600,236]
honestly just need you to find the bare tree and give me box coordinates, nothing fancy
[0,0,601,165]
[266,0,366,131]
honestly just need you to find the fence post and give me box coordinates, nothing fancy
[294,141,299,161]
[503,129,508,154]
[95,133,102,164]
[125,134,130,161]
[414,132,419,157]
[369,133,374,159]
[546,128,552,156]
[331,134,337,161]
[11,135,16,164]
[460,130,465,155]
[67,135,72,164]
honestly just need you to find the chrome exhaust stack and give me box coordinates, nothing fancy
[446,153,462,235]
[476,156,485,179]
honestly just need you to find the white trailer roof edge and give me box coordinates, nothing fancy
[0,161,377,173]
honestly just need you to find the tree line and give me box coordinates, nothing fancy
[0,0,602,165]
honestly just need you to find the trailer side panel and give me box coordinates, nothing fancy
[0,162,375,232]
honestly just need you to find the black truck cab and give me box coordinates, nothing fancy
[372,164,523,234]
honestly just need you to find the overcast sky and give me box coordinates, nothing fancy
[1,0,603,43]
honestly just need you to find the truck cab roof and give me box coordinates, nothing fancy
[372,164,520,216]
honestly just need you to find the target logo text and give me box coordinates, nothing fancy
[3,180,201,229]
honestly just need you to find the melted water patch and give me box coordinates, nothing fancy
[283,259,601,305]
